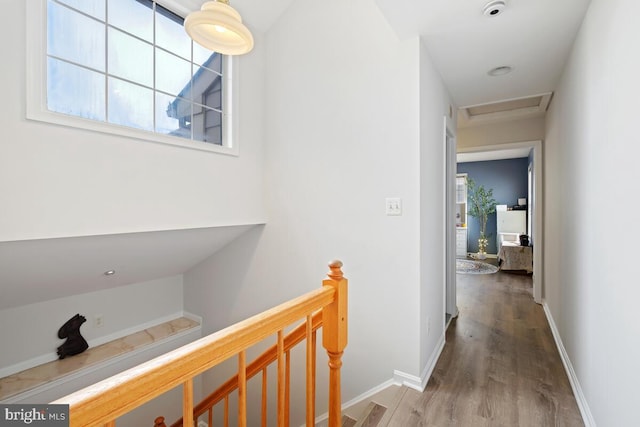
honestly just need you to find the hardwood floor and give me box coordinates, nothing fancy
[386,267,584,426]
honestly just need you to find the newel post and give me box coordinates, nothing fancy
[322,260,348,427]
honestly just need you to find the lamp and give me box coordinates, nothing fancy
[184,0,254,55]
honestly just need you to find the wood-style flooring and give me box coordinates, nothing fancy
[386,266,584,426]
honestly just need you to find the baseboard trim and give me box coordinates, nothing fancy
[394,331,446,392]
[392,370,423,392]
[342,378,398,410]
[542,301,596,427]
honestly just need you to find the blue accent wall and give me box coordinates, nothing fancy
[458,157,528,254]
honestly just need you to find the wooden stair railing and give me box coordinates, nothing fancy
[52,260,348,427]
[169,310,324,427]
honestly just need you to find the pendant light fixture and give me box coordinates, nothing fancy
[184,0,254,55]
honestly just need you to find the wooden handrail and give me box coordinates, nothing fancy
[170,310,324,427]
[175,312,322,425]
[53,260,347,427]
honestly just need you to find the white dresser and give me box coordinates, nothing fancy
[456,227,468,257]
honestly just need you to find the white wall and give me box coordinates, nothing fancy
[0,0,452,419]
[544,0,640,424]
[0,276,184,375]
[184,0,452,423]
[0,0,266,401]
[0,0,265,242]
[418,42,455,373]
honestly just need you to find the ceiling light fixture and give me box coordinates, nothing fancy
[184,0,254,55]
[483,0,506,17]
[104,270,116,276]
[488,66,513,76]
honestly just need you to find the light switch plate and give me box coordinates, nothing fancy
[385,198,402,216]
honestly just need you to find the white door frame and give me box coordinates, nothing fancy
[457,140,543,303]
[444,119,458,318]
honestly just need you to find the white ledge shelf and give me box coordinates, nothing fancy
[0,317,200,401]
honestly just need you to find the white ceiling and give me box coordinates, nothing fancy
[179,0,592,114]
[178,0,296,33]
[375,0,592,108]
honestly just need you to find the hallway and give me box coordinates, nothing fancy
[387,268,583,426]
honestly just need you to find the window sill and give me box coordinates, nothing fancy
[25,109,239,157]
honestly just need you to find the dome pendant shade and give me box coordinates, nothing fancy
[185,0,254,55]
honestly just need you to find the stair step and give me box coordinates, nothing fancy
[377,385,410,426]
[353,402,386,427]
[341,414,357,427]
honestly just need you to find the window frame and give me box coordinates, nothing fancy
[26,0,240,156]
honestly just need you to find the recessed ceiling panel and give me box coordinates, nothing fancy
[458,92,552,127]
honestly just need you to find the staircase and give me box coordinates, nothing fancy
[335,384,407,427]
[52,260,349,427]
[341,402,386,426]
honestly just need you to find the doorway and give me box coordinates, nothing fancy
[456,141,543,303]
[444,124,458,322]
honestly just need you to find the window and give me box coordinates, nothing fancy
[27,0,236,153]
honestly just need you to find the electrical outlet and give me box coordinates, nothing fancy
[94,314,104,328]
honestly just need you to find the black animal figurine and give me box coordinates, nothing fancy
[57,314,89,359]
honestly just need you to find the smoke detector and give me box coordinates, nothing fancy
[483,0,506,17]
